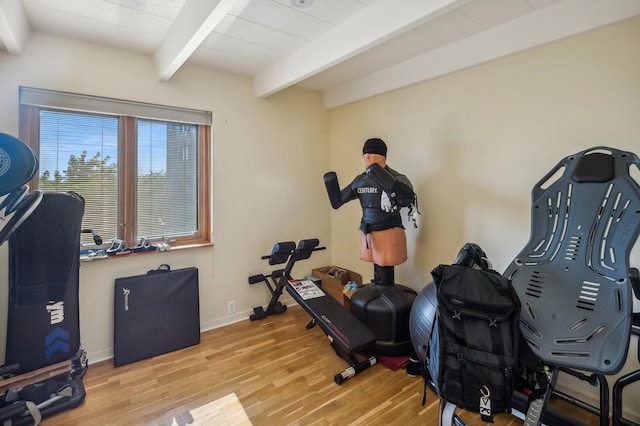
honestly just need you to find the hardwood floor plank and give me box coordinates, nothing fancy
[41,305,600,425]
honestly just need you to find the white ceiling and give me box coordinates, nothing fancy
[1,0,639,109]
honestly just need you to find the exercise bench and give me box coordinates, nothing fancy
[287,275,378,384]
[250,238,378,383]
[248,238,325,321]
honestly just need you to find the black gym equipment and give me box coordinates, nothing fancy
[1,191,88,424]
[248,239,325,321]
[81,228,103,246]
[349,264,417,357]
[114,265,200,367]
[409,147,640,426]
[505,147,640,426]
[286,276,378,384]
[250,238,380,383]
[6,192,85,372]
[324,163,419,357]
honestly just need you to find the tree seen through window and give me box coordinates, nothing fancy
[38,111,200,247]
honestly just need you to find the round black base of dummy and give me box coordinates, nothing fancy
[349,283,417,357]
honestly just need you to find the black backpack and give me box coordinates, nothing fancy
[422,244,521,422]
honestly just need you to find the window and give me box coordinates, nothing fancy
[19,87,211,249]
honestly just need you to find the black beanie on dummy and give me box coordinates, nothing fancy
[362,138,387,157]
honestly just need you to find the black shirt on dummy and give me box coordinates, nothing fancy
[339,165,414,234]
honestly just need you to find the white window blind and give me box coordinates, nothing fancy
[137,120,199,239]
[21,86,211,247]
[39,110,119,246]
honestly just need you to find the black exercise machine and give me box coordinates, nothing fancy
[504,147,640,426]
[1,192,88,424]
[248,238,325,321]
[0,134,87,424]
[286,277,378,384]
[409,146,640,426]
[249,238,379,383]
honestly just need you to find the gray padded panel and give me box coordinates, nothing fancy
[505,147,640,374]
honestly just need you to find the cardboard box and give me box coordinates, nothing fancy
[311,266,363,307]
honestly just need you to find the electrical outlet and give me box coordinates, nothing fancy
[227,300,236,314]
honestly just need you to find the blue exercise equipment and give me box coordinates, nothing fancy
[0,133,42,246]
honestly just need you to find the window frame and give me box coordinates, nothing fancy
[18,88,212,249]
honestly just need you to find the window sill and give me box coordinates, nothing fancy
[80,241,213,262]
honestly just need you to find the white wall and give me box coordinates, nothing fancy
[0,32,332,362]
[327,17,640,421]
[1,15,639,423]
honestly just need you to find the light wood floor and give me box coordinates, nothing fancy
[44,305,599,425]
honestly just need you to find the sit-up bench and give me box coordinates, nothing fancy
[286,274,378,384]
[249,239,325,321]
[250,238,378,383]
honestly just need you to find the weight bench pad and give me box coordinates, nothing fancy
[286,280,375,354]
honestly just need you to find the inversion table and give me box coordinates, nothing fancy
[504,146,640,426]
[432,147,640,426]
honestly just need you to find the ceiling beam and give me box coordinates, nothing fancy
[322,0,640,109]
[0,0,31,54]
[154,0,242,81]
[253,0,467,98]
